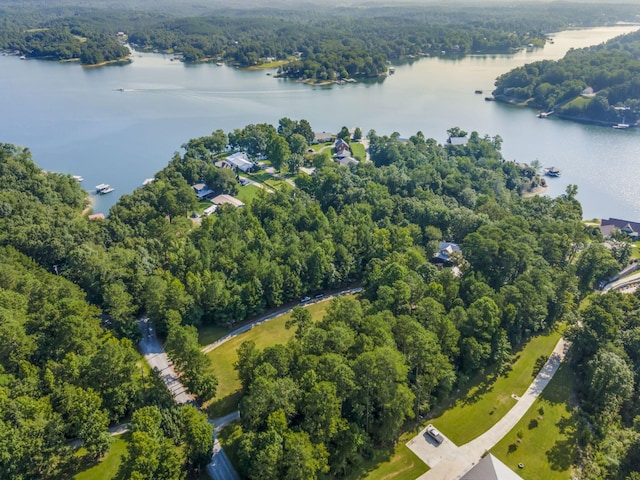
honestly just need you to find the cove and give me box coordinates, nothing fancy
[0,25,638,219]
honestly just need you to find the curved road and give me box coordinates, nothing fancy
[408,337,569,479]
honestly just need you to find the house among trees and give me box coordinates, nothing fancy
[225,152,254,173]
[211,194,245,208]
[459,454,524,480]
[446,136,468,147]
[599,217,640,238]
[336,156,359,167]
[191,183,215,199]
[433,241,462,266]
[335,138,351,155]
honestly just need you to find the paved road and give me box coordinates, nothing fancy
[408,337,568,479]
[137,317,195,405]
[68,423,130,449]
[207,412,241,480]
[201,287,362,354]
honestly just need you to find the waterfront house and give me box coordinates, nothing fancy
[87,213,105,220]
[313,131,334,144]
[226,152,254,173]
[600,217,640,238]
[581,86,595,97]
[192,183,215,199]
[335,138,351,154]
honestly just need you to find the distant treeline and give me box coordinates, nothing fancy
[493,28,640,126]
[1,2,640,74]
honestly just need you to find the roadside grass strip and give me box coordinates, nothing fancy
[204,299,335,417]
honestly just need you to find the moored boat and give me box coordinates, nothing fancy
[544,167,561,177]
[96,184,114,194]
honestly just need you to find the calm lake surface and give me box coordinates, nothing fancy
[1,25,639,218]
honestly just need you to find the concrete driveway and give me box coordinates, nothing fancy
[409,337,568,479]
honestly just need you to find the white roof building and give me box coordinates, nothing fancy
[211,194,245,208]
[226,152,254,173]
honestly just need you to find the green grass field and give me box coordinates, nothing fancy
[491,363,577,479]
[72,432,130,480]
[350,142,366,161]
[204,299,336,417]
[358,439,428,480]
[236,184,263,204]
[431,330,562,445]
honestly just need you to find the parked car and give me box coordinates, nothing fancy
[426,424,444,444]
[314,293,325,299]
[300,296,311,303]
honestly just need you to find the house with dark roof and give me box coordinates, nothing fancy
[192,183,215,199]
[600,217,640,238]
[334,138,351,155]
[459,454,524,480]
[433,242,462,265]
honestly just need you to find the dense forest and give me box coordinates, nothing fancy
[3,108,637,477]
[2,2,640,75]
[493,28,640,126]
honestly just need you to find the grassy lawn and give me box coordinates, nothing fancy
[357,436,428,480]
[247,171,272,183]
[491,362,578,480]
[236,184,263,204]
[559,96,592,111]
[309,142,333,152]
[632,241,640,260]
[351,142,366,161]
[204,299,337,418]
[71,432,130,480]
[430,329,562,445]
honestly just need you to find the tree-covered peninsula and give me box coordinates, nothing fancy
[493,28,640,127]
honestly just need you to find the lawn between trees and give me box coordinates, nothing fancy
[491,362,578,480]
[206,301,569,480]
[203,298,337,418]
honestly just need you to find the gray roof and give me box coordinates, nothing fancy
[460,454,524,480]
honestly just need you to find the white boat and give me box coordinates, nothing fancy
[544,167,561,177]
[613,123,630,129]
[73,175,84,182]
[96,184,114,194]
[19,55,26,60]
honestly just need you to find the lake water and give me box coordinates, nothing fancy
[1,25,639,219]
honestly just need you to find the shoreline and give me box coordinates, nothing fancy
[521,184,548,198]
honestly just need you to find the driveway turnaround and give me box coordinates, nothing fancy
[408,337,568,479]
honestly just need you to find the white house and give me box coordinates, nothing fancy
[226,152,254,173]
